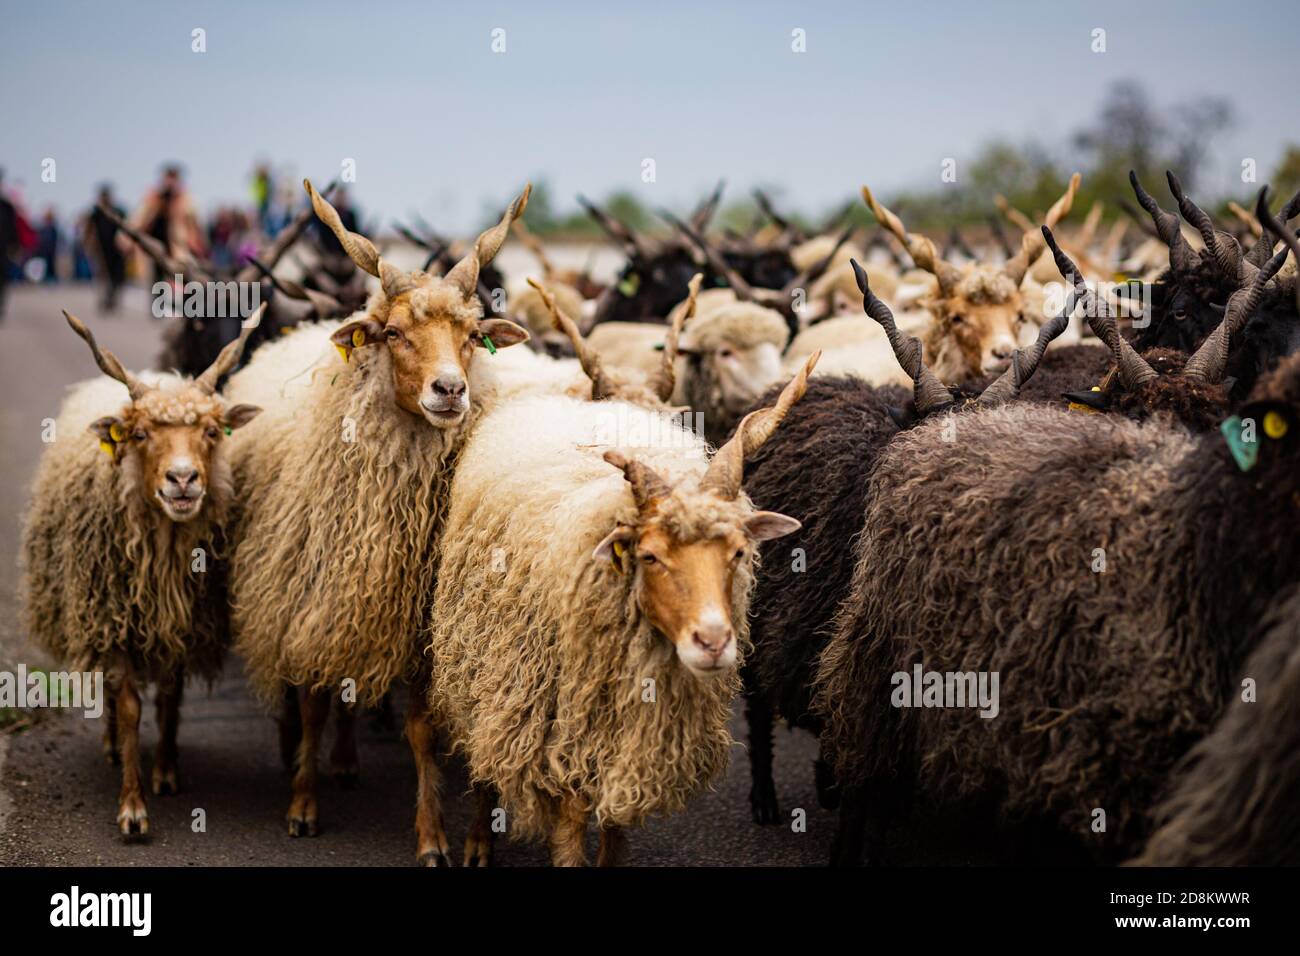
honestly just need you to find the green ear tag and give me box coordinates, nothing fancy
[483,335,497,355]
[1220,415,1258,472]
[223,426,233,436]
[617,273,640,297]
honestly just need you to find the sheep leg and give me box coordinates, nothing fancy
[744,688,780,824]
[596,826,627,867]
[463,783,497,867]
[329,699,360,788]
[277,681,302,772]
[101,693,119,766]
[548,797,589,867]
[287,687,330,837]
[830,781,889,867]
[115,672,148,839]
[405,688,452,867]
[814,741,841,810]
[151,667,183,796]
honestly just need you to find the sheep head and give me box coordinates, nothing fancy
[1046,227,1291,429]
[861,174,1080,380]
[65,307,264,523]
[308,179,531,428]
[592,355,816,676]
[673,298,790,425]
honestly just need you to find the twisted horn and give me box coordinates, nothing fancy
[664,211,757,302]
[194,302,266,394]
[1184,241,1293,383]
[781,222,854,298]
[850,258,953,415]
[250,257,345,317]
[1167,170,1250,281]
[1042,227,1157,389]
[604,450,672,510]
[444,184,531,302]
[577,195,649,260]
[654,273,701,403]
[1256,186,1300,315]
[978,276,1077,405]
[235,179,338,283]
[99,203,205,281]
[1129,171,1194,273]
[529,277,612,399]
[691,180,726,232]
[62,310,147,399]
[861,185,963,295]
[304,179,380,277]
[1002,172,1081,286]
[701,350,819,499]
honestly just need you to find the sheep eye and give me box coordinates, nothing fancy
[638,552,657,565]
[384,327,401,341]
[205,426,220,440]
[132,430,147,442]
[718,347,735,359]
[733,547,745,562]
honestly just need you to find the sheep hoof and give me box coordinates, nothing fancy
[463,839,493,868]
[288,817,319,838]
[103,748,121,767]
[749,781,780,825]
[418,850,452,868]
[151,766,179,796]
[117,800,149,841]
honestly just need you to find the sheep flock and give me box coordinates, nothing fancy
[18,169,1300,867]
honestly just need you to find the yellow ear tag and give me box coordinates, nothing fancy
[108,422,127,442]
[611,540,626,574]
[1264,411,1289,440]
[352,328,366,348]
[99,440,115,457]
[336,344,349,362]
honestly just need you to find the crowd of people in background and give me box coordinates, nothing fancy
[0,162,357,320]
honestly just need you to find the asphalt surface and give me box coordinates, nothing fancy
[0,283,841,867]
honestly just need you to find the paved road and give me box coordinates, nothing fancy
[0,283,840,866]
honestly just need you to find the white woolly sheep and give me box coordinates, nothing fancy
[422,356,816,865]
[20,307,264,838]
[224,179,532,856]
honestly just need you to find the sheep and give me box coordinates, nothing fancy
[1130,585,1300,866]
[580,293,791,446]
[1126,173,1298,399]
[740,261,1077,825]
[19,306,264,838]
[811,244,1299,865]
[527,273,698,410]
[861,174,1081,381]
[422,357,815,865]
[225,179,532,852]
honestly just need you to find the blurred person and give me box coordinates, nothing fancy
[251,163,273,233]
[86,183,127,311]
[0,168,16,318]
[130,163,206,294]
[34,208,60,283]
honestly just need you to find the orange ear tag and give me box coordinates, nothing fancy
[99,440,115,457]
[108,422,127,442]
[352,328,366,348]
[611,540,626,574]
[336,344,349,362]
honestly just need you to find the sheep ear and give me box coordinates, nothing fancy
[593,525,636,563]
[1063,389,1110,411]
[222,404,262,430]
[89,416,122,442]
[476,318,530,350]
[744,511,801,542]
[330,318,385,361]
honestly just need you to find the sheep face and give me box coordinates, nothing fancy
[330,285,529,428]
[595,492,799,677]
[707,341,785,417]
[90,386,260,522]
[922,270,1029,380]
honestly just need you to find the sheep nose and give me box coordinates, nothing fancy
[692,625,734,659]
[167,467,198,488]
[432,376,466,398]
[991,343,1015,359]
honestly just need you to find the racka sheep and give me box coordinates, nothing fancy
[813,243,1300,866]
[740,262,1075,825]
[226,179,531,849]
[422,357,816,866]
[20,307,264,837]
[1131,585,1300,866]
[1126,173,1298,399]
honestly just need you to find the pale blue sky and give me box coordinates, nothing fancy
[3,0,1296,228]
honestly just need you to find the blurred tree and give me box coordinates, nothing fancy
[1271,145,1300,205]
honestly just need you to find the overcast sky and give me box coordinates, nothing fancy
[3,0,1296,229]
